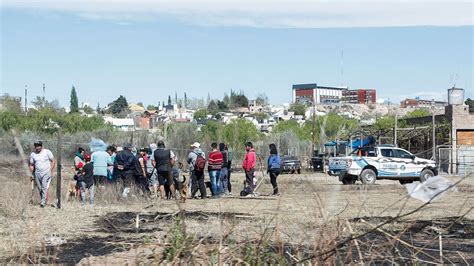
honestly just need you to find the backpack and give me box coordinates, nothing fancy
[194,153,206,172]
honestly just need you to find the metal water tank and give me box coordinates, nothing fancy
[448,88,464,105]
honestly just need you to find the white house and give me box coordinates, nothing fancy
[104,117,135,131]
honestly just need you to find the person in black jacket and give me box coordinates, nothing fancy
[114,143,137,198]
[80,154,95,206]
[152,140,176,199]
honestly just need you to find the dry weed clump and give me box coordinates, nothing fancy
[0,156,34,218]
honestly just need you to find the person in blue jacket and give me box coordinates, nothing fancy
[267,143,281,196]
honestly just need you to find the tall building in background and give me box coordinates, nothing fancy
[342,89,377,104]
[292,83,348,105]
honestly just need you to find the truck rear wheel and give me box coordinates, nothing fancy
[360,169,377,185]
[420,169,434,183]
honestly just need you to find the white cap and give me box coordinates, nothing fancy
[190,142,200,148]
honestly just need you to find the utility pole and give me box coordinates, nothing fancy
[311,94,316,156]
[56,129,63,209]
[42,83,46,108]
[394,109,398,147]
[24,85,28,114]
[432,99,436,161]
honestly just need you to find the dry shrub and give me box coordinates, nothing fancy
[0,179,33,218]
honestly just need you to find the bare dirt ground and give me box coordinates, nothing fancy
[0,160,472,264]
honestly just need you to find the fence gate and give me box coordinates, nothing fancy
[438,145,474,176]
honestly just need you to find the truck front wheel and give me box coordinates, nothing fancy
[360,169,377,185]
[419,169,434,183]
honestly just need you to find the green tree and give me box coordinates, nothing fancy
[255,93,269,106]
[465,98,474,111]
[108,95,129,118]
[1,94,22,113]
[404,108,430,118]
[146,104,157,111]
[289,103,306,116]
[223,93,230,107]
[70,86,79,113]
[200,120,223,142]
[230,90,249,108]
[222,118,261,152]
[216,100,228,112]
[253,112,268,122]
[208,100,218,114]
[0,111,21,131]
[83,105,94,114]
[31,96,62,111]
[374,116,395,131]
[193,109,208,120]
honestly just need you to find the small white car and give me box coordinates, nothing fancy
[329,145,437,185]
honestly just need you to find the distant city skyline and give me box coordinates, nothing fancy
[1,1,472,108]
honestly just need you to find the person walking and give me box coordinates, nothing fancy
[208,142,223,197]
[152,140,176,199]
[267,143,281,196]
[80,154,95,207]
[114,143,137,198]
[219,143,230,195]
[188,142,207,199]
[242,142,256,195]
[29,140,55,208]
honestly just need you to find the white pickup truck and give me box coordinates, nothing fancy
[328,145,437,185]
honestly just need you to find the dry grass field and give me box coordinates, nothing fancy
[0,157,472,264]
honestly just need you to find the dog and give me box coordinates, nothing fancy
[164,162,188,203]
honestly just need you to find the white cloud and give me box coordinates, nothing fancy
[2,0,473,28]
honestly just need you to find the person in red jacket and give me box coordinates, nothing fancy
[208,142,223,197]
[242,142,256,194]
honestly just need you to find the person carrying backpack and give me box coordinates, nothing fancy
[242,142,256,196]
[267,143,281,196]
[187,142,207,199]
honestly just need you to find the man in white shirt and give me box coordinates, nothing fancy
[29,140,55,208]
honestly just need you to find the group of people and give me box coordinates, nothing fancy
[28,138,283,208]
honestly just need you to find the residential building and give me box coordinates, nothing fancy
[400,98,447,108]
[292,83,347,105]
[341,89,376,104]
[104,117,135,131]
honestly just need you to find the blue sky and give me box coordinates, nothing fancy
[1,1,473,107]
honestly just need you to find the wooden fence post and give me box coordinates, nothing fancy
[56,130,62,209]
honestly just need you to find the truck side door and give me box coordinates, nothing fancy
[378,148,398,177]
[394,148,416,177]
